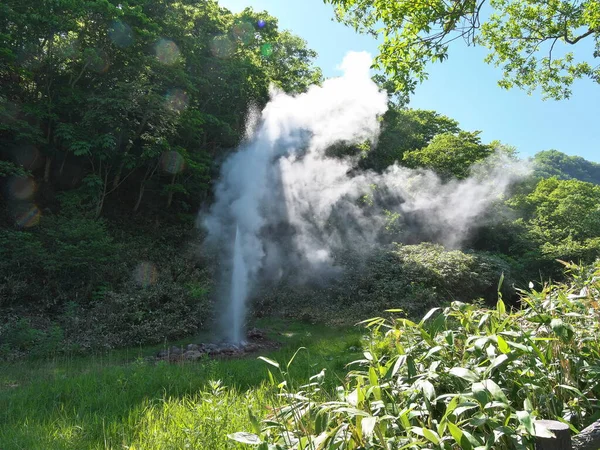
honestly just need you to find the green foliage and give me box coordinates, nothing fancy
[0,0,321,218]
[533,150,600,184]
[241,261,600,448]
[68,280,211,350]
[256,243,513,323]
[0,161,28,178]
[508,177,600,268]
[403,131,494,179]
[0,213,212,354]
[0,316,64,360]
[0,216,121,308]
[360,106,461,172]
[326,0,600,99]
[130,381,269,450]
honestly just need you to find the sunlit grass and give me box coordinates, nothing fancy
[0,319,365,449]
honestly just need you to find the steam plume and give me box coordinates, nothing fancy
[202,51,529,342]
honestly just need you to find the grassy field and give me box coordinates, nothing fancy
[0,319,365,449]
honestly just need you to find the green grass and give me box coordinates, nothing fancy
[0,319,365,449]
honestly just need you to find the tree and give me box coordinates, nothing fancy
[402,131,493,179]
[533,150,600,184]
[361,106,461,171]
[325,0,600,99]
[508,177,600,264]
[0,0,323,217]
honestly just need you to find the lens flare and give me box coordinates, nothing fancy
[134,262,158,287]
[14,146,42,170]
[155,39,180,65]
[15,205,41,228]
[86,48,110,73]
[260,43,273,57]
[8,176,36,200]
[160,151,185,174]
[165,88,189,112]
[109,21,134,48]
[58,40,80,60]
[257,19,266,29]
[210,35,234,59]
[232,21,255,45]
[1,101,21,124]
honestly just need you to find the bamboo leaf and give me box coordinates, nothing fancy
[449,367,479,382]
[517,410,535,435]
[228,432,262,445]
[258,356,280,369]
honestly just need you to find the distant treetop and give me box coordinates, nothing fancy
[533,150,600,184]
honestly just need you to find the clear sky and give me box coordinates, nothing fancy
[220,0,600,163]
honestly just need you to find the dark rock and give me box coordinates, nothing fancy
[183,350,204,361]
[169,346,183,355]
[186,344,200,352]
[220,347,242,356]
[204,344,221,355]
[157,349,169,358]
[247,327,265,340]
[243,343,260,352]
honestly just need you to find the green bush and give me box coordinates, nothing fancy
[0,316,64,360]
[0,215,213,355]
[238,261,600,449]
[0,216,122,308]
[255,243,513,323]
[64,280,212,350]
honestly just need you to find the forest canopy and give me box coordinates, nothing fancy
[325,0,600,99]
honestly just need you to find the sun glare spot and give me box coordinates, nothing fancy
[260,43,273,57]
[134,262,158,287]
[160,151,185,174]
[210,35,234,59]
[15,204,41,228]
[155,39,180,65]
[232,21,255,45]
[165,88,189,112]
[86,48,110,73]
[14,146,42,170]
[8,176,36,200]
[109,21,134,48]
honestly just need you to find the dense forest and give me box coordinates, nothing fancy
[1,1,600,449]
[1,0,599,356]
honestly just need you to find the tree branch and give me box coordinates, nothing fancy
[564,27,599,45]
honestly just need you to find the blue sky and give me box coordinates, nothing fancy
[220,0,600,162]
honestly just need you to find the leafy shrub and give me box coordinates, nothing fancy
[0,214,213,354]
[64,280,212,350]
[0,316,64,360]
[506,177,600,278]
[0,216,122,308]
[237,261,600,449]
[255,243,513,323]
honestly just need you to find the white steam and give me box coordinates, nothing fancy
[203,51,529,343]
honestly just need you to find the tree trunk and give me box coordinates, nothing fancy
[94,193,105,219]
[534,420,571,450]
[94,166,108,219]
[133,182,145,212]
[113,113,149,189]
[166,174,176,208]
[573,419,600,450]
[112,159,126,190]
[44,156,53,182]
[59,156,67,176]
